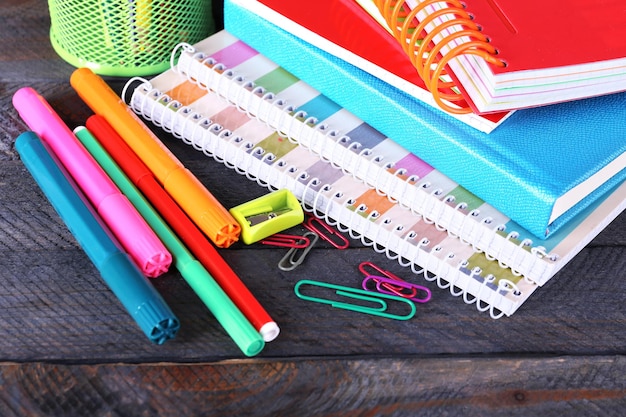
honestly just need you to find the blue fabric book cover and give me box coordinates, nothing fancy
[224,0,626,240]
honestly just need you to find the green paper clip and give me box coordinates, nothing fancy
[230,189,304,244]
[294,279,416,320]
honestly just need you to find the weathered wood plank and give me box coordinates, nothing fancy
[0,1,97,83]
[1,222,625,361]
[0,356,624,417]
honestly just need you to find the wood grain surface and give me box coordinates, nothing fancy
[0,1,624,416]
[0,356,624,417]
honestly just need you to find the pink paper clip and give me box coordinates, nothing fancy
[362,275,432,303]
[359,261,431,303]
[303,216,349,249]
[261,233,311,249]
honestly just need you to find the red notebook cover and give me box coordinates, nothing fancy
[373,0,626,113]
[254,0,511,129]
[454,0,626,75]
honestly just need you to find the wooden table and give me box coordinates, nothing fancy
[1,1,625,415]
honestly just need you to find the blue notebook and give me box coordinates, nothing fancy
[223,0,626,240]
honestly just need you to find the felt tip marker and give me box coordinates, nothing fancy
[75,125,265,356]
[70,67,241,248]
[12,87,172,278]
[86,114,280,342]
[15,131,180,344]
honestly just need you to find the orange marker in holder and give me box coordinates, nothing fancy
[70,68,240,248]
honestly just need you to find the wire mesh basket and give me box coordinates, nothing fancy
[48,0,214,76]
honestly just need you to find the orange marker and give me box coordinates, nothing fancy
[70,68,240,247]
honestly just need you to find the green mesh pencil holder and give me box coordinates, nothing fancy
[48,0,214,77]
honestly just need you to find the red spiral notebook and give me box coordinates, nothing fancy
[247,0,512,133]
[372,0,626,114]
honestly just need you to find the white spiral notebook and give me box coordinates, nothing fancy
[124,30,626,317]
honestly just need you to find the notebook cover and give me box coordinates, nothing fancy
[373,0,626,112]
[245,0,512,133]
[224,0,626,240]
[432,0,626,75]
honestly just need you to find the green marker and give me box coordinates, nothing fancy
[74,126,265,357]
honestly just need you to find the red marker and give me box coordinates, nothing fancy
[85,114,280,342]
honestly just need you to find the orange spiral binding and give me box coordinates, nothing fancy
[375,0,506,114]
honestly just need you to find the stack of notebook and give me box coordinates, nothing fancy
[121,0,626,318]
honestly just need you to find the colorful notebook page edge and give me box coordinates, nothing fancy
[130,68,535,317]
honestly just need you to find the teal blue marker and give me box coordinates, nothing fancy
[15,131,180,344]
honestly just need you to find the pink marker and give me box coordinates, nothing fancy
[13,87,172,277]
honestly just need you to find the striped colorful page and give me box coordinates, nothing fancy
[130,69,535,318]
[170,30,626,286]
[126,30,625,316]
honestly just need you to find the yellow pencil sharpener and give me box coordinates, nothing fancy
[229,189,304,245]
